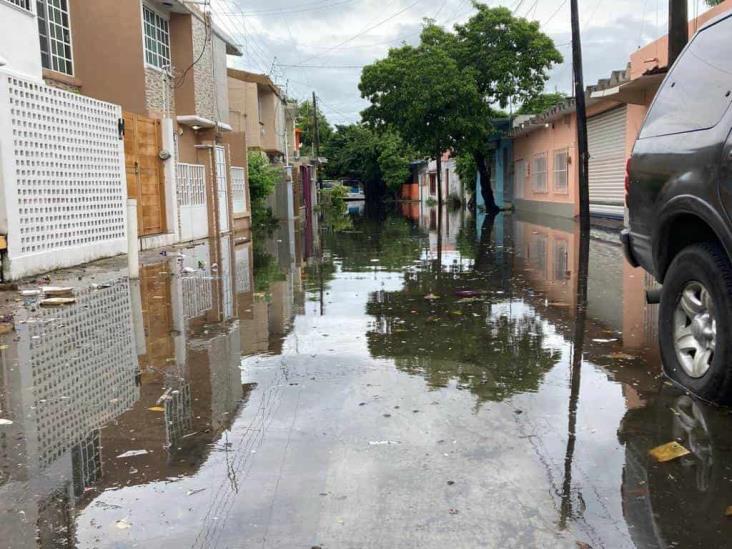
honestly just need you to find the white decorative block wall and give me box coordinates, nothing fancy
[0,72,128,280]
[16,279,138,470]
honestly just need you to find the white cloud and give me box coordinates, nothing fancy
[215,0,689,123]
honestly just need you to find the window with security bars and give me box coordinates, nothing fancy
[553,149,569,193]
[5,0,32,11]
[37,0,73,75]
[532,153,548,193]
[143,5,171,70]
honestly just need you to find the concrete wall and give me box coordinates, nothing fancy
[630,0,732,80]
[0,2,42,80]
[70,0,148,115]
[228,76,261,149]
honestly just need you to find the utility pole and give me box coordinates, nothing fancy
[312,91,322,190]
[668,0,688,67]
[570,0,590,232]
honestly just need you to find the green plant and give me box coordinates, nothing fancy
[247,152,281,229]
[426,197,437,207]
[447,193,462,210]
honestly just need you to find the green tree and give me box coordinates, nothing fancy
[297,99,334,154]
[450,3,562,212]
[705,0,723,5]
[377,132,412,192]
[360,31,481,209]
[247,152,281,227]
[324,124,413,198]
[517,92,567,115]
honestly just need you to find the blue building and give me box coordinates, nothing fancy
[475,118,514,213]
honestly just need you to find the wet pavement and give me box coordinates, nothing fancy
[1,204,732,548]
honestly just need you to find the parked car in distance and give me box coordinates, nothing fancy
[622,12,732,403]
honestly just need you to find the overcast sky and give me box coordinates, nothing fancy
[212,0,707,125]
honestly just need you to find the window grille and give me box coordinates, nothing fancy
[5,0,32,11]
[37,0,73,75]
[231,167,247,214]
[143,5,171,70]
[553,149,569,193]
[532,153,548,193]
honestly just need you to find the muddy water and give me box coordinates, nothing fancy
[1,207,731,548]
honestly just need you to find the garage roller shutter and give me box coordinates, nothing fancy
[588,106,627,218]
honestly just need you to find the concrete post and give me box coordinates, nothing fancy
[127,199,139,279]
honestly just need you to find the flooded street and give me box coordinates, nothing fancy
[2,205,732,548]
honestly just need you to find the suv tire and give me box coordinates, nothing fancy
[659,243,732,403]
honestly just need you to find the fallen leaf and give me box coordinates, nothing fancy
[115,519,132,529]
[0,324,11,335]
[147,406,165,412]
[725,506,732,517]
[424,293,440,301]
[649,441,690,463]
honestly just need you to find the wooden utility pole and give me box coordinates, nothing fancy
[570,0,590,232]
[312,91,322,190]
[668,0,688,67]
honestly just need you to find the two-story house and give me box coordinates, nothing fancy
[65,0,245,249]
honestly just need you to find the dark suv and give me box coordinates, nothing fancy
[622,12,732,403]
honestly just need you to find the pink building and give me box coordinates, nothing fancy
[511,0,732,220]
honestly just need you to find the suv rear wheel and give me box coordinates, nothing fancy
[660,243,732,403]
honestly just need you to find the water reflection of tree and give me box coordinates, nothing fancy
[252,236,285,294]
[366,269,561,404]
[324,213,427,272]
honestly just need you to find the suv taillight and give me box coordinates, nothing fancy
[624,158,631,206]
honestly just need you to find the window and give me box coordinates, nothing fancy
[641,15,732,138]
[532,153,548,193]
[553,239,569,281]
[6,0,32,11]
[553,149,568,193]
[143,5,171,70]
[514,159,526,199]
[37,0,73,75]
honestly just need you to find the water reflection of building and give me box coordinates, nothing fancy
[0,279,139,546]
[239,220,304,356]
[510,210,658,357]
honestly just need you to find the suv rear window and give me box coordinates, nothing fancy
[640,15,732,139]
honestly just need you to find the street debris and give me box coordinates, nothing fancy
[116,450,149,459]
[649,441,690,463]
[424,293,440,301]
[0,418,13,425]
[0,323,12,335]
[147,406,165,412]
[42,286,74,296]
[368,440,400,445]
[186,488,207,496]
[19,289,41,297]
[115,519,132,530]
[40,297,76,307]
[725,506,732,517]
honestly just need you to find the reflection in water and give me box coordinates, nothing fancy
[2,204,732,547]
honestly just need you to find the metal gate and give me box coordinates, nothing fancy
[588,106,627,218]
[214,145,230,233]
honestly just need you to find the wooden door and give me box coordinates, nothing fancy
[123,113,166,236]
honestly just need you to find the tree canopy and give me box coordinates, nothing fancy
[359,3,562,211]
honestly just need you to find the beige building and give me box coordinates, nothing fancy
[64,0,246,249]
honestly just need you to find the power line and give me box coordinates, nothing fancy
[294,0,425,65]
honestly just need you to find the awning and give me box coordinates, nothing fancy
[177,115,232,132]
[590,73,666,105]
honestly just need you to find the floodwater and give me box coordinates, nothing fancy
[1,204,732,548]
